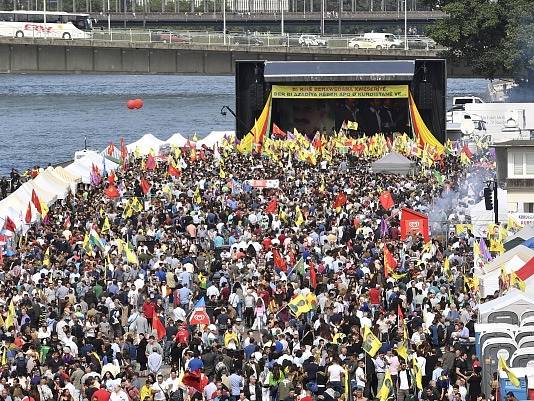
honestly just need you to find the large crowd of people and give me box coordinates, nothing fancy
[0,133,502,401]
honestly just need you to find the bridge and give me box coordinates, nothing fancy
[0,36,473,77]
[98,10,446,31]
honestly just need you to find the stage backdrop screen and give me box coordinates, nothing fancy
[271,84,410,136]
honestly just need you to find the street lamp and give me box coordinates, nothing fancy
[404,0,407,50]
[223,0,226,44]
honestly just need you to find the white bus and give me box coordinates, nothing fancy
[0,10,93,39]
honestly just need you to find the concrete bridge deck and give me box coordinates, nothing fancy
[0,36,472,76]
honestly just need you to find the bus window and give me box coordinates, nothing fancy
[28,14,44,23]
[14,14,28,22]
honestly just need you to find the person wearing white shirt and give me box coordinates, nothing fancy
[110,385,129,401]
[151,376,167,401]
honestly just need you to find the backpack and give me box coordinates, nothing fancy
[15,356,27,373]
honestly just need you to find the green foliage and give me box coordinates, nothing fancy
[427,0,534,80]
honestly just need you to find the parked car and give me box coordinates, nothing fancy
[298,34,326,47]
[151,30,190,43]
[407,37,437,49]
[348,37,387,49]
[231,35,264,46]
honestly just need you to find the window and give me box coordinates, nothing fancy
[525,203,534,213]
[514,152,524,175]
[526,153,534,175]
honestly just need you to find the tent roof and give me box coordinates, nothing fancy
[127,134,166,155]
[165,133,188,147]
[482,245,534,274]
[506,226,534,243]
[478,288,534,316]
[197,131,233,148]
[51,166,81,184]
[372,152,414,167]
[516,257,534,281]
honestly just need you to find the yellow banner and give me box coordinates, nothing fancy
[271,84,409,99]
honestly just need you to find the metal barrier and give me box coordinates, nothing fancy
[72,28,442,50]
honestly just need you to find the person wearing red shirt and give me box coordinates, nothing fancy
[262,236,272,251]
[92,386,111,401]
[143,299,156,327]
[369,284,381,315]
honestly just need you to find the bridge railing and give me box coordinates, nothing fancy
[85,28,443,51]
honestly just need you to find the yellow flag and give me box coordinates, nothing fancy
[397,324,409,360]
[101,216,111,234]
[131,197,144,213]
[194,186,202,204]
[412,356,423,390]
[125,244,139,266]
[219,166,226,179]
[511,272,526,292]
[295,206,304,227]
[288,294,311,317]
[1,346,6,366]
[4,301,16,330]
[378,370,394,401]
[444,257,452,278]
[43,247,50,267]
[499,355,520,387]
[40,201,49,218]
[362,326,382,357]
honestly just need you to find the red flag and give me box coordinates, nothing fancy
[332,192,347,209]
[107,142,115,156]
[398,304,404,323]
[182,371,209,392]
[25,202,32,224]
[309,261,317,289]
[168,164,181,177]
[461,144,473,160]
[140,177,151,195]
[31,190,42,214]
[272,123,286,138]
[120,137,128,161]
[273,249,287,272]
[383,245,398,277]
[379,191,395,210]
[152,314,167,341]
[104,185,120,199]
[0,247,3,265]
[4,217,16,233]
[108,171,116,185]
[64,215,71,229]
[146,154,156,171]
[400,208,430,242]
[265,198,278,214]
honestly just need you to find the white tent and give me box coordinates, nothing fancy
[479,289,534,324]
[127,134,166,155]
[478,245,534,298]
[165,133,189,148]
[33,170,71,200]
[65,153,119,184]
[469,188,508,237]
[197,131,234,148]
[50,166,81,194]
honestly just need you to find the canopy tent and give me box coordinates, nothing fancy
[165,133,189,148]
[50,166,81,194]
[479,289,534,324]
[506,227,534,251]
[127,134,166,155]
[478,245,534,298]
[469,188,508,237]
[65,153,119,184]
[33,170,71,200]
[371,152,415,175]
[197,131,234,148]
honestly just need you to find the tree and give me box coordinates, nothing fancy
[427,0,534,83]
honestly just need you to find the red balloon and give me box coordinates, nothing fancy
[134,98,144,109]
[127,99,136,109]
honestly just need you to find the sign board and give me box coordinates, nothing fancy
[510,212,534,226]
[246,179,280,189]
[271,84,409,99]
[400,208,430,242]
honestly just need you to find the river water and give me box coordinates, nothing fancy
[0,75,488,174]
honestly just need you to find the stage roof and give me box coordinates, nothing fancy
[263,60,415,83]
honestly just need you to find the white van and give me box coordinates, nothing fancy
[363,32,403,48]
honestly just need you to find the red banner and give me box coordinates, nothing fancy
[400,208,429,242]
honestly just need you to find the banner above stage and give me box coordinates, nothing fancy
[271,84,409,99]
